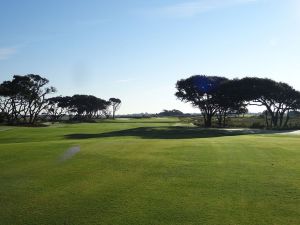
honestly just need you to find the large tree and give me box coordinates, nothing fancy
[214,79,248,127]
[175,75,228,127]
[232,77,300,128]
[0,74,56,124]
[25,75,56,124]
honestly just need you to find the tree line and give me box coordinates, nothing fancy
[176,75,300,128]
[0,74,121,124]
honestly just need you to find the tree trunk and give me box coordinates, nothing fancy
[204,114,212,127]
[112,110,115,119]
[265,111,269,128]
[279,112,284,127]
[216,112,222,127]
[284,111,290,127]
[222,113,227,127]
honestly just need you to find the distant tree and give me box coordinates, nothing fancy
[109,98,121,119]
[102,106,112,119]
[46,96,68,121]
[95,97,111,118]
[69,95,109,120]
[57,96,73,119]
[175,75,228,127]
[158,109,184,117]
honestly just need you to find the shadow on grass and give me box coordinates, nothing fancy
[97,121,176,124]
[64,126,285,140]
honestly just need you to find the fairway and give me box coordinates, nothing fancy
[0,118,299,225]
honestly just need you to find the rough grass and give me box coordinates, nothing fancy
[0,118,299,225]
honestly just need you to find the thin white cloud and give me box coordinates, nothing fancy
[154,0,259,17]
[0,47,17,60]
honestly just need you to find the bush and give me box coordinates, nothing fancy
[250,122,265,129]
[0,112,8,123]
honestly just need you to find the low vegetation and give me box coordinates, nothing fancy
[184,113,300,129]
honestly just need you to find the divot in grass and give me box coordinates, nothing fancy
[59,146,80,162]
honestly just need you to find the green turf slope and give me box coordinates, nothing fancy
[0,118,299,225]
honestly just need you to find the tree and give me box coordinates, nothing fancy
[46,96,68,121]
[158,109,184,117]
[0,76,33,123]
[232,77,300,128]
[214,79,248,127]
[66,95,110,120]
[45,95,112,121]
[276,83,300,127]
[102,106,112,119]
[24,75,56,124]
[175,75,228,127]
[109,98,121,119]
[0,74,56,124]
[0,81,14,122]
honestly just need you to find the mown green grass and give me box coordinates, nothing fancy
[0,118,299,225]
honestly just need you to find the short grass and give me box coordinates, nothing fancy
[0,118,299,225]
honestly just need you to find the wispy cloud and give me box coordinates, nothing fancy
[153,0,259,18]
[0,47,17,60]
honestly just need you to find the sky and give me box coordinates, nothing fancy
[0,0,300,114]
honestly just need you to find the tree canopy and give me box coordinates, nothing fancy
[0,74,56,124]
[158,109,184,117]
[0,75,119,124]
[109,98,121,119]
[227,77,300,127]
[175,75,300,128]
[176,75,240,127]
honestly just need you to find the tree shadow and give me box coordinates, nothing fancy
[97,120,176,124]
[64,126,284,140]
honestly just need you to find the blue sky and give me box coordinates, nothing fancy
[0,0,300,114]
